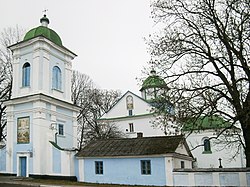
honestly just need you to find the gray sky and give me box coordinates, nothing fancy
[1,0,154,95]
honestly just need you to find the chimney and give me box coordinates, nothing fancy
[137,132,143,138]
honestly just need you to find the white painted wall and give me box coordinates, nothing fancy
[9,37,76,103]
[173,169,250,187]
[100,91,165,138]
[101,91,245,168]
[5,34,79,177]
[102,91,152,119]
[185,130,245,168]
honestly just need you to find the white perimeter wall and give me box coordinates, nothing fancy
[173,169,250,186]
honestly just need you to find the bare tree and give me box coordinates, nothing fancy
[82,89,124,144]
[0,26,25,142]
[71,70,123,149]
[149,0,250,166]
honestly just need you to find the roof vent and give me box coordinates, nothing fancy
[137,132,143,138]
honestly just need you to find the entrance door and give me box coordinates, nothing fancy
[20,157,27,177]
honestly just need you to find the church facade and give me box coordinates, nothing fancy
[100,70,245,168]
[0,15,80,178]
[0,14,246,186]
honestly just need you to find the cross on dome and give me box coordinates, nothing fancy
[40,9,49,27]
[43,9,48,15]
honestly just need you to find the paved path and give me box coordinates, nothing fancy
[0,176,94,187]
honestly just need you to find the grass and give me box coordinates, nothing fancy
[19,178,163,187]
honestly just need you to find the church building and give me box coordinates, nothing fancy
[0,13,246,186]
[0,14,80,178]
[100,70,245,168]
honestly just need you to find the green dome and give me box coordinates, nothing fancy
[23,15,62,46]
[140,70,167,91]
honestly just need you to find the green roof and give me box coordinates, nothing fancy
[182,115,232,131]
[23,15,62,46]
[23,26,62,46]
[140,70,167,91]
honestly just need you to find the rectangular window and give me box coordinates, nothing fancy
[141,160,151,175]
[95,161,103,174]
[129,123,134,132]
[58,124,64,135]
[181,161,185,168]
[128,109,133,116]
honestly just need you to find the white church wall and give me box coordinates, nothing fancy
[186,131,245,168]
[0,147,6,172]
[173,158,192,169]
[12,46,32,99]
[175,144,189,156]
[103,92,151,119]
[4,15,78,178]
[52,146,61,174]
[102,90,245,168]
[11,39,73,103]
[11,103,34,175]
[50,144,76,176]
[55,106,75,149]
[114,115,165,138]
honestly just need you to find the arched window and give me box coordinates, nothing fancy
[52,66,62,90]
[22,63,30,87]
[203,138,211,153]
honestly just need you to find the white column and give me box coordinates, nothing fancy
[188,173,195,186]
[239,172,247,186]
[212,172,220,186]
[165,157,174,186]
[78,159,84,182]
[6,106,14,174]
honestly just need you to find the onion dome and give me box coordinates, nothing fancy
[23,14,62,46]
[140,70,167,91]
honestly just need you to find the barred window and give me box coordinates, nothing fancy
[141,160,151,175]
[95,161,103,174]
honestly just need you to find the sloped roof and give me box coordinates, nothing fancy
[76,135,187,158]
[182,115,233,131]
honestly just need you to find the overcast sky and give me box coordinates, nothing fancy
[1,0,155,95]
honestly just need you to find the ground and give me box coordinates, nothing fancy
[0,175,165,187]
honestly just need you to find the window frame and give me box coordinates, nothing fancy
[181,161,185,168]
[203,138,212,154]
[58,124,64,136]
[22,63,31,87]
[52,66,62,91]
[129,123,134,132]
[141,160,151,175]
[95,161,103,175]
[128,109,133,116]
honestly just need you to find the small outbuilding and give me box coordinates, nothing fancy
[75,135,193,186]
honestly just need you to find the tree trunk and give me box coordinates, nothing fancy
[242,125,250,167]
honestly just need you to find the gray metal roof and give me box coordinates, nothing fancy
[76,135,188,158]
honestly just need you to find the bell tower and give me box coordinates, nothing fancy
[4,14,80,178]
[10,14,76,102]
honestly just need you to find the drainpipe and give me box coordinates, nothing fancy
[55,132,58,144]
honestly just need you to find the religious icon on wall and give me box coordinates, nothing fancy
[17,117,30,144]
[126,95,134,110]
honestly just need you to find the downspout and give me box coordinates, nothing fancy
[55,132,58,144]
